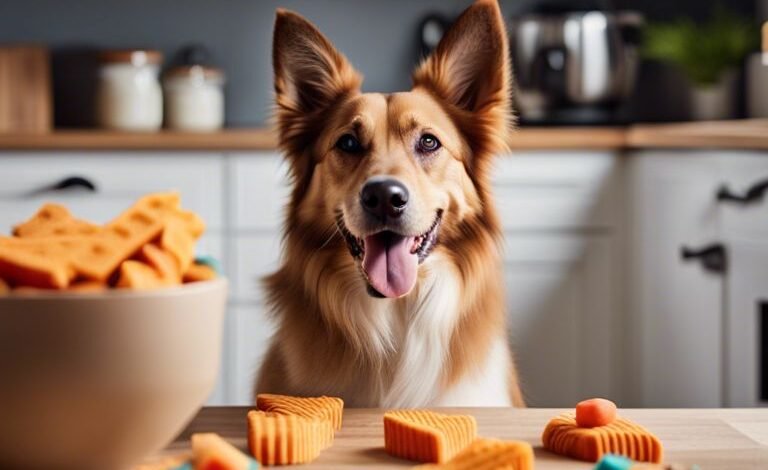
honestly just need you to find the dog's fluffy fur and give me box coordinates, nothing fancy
[256,0,525,408]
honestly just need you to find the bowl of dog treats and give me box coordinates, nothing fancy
[0,192,227,470]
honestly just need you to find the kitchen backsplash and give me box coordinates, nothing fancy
[0,0,758,126]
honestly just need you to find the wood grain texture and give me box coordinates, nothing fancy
[0,45,52,133]
[143,407,768,470]
[2,121,768,151]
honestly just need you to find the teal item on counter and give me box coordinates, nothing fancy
[171,458,260,469]
[194,255,222,273]
[594,454,633,470]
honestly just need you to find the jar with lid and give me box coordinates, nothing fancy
[96,49,163,131]
[163,65,225,131]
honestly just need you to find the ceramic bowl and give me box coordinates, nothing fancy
[0,278,227,470]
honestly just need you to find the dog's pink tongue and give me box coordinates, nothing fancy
[362,233,418,298]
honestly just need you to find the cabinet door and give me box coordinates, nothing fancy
[229,304,276,405]
[0,153,224,233]
[504,234,618,407]
[629,152,723,407]
[725,238,768,407]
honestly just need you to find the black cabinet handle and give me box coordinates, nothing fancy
[717,179,768,204]
[29,176,98,195]
[681,243,727,274]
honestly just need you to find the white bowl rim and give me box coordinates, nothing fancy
[0,277,228,301]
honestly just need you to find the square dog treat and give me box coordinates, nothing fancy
[416,438,534,470]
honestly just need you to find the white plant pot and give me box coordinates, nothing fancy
[690,72,736,121]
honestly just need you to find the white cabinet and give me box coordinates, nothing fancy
[628,150,768,407]
[496,152,623,407]
[504,234,619,406]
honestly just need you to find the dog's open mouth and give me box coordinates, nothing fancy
[336,210,442,298]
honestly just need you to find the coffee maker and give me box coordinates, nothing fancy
[509,0,643,125]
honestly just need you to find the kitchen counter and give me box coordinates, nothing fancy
[143,407,768,469]
[1,120,767,151]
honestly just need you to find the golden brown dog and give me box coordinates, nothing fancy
[256,0,525,408]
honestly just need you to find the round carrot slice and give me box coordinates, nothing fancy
[575,398,617,428]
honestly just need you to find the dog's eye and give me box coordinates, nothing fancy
[417,134,441,153]
[335,134,364,154]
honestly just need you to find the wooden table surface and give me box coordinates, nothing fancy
[146,407,768,469]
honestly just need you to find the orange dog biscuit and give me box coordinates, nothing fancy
[416,438,534,470]
[13,203,101,238]
[542,412,663,463]
[247,410,330,465]
[183,263,217,283]
[0,242,76,289]
[256,393,344,432]
[383,410,477,463]
[140,244,182,284]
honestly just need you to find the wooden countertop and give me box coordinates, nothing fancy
[1,120,767,151]
[143,407,768,469]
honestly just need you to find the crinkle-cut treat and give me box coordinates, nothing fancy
[383,410,477,463]
[256,393,344,431]
[12,203,102,238]
[140,244,182,283]
[191,433,260,470]
[542,411,663,463]
[247,410,330,465]
[183,263,217,283]
[415,438,534,470]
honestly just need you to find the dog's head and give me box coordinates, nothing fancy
[273,0,511,299]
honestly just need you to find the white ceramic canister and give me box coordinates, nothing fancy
[163,65,224,131]
[96,49,163,131]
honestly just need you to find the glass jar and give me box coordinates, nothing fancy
[96,49,163,131]
[163,65,224,131]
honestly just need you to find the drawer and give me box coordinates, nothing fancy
[231,234,282,302]
[230,153,291,231]
[230,304,276,404]
[494,152,619,230]
[0,153,224,234]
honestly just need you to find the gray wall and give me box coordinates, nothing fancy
[0,0,757,126]
[0,0,524,126]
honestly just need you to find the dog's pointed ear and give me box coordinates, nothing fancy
[412,0,512,154]
[273,9,362,130]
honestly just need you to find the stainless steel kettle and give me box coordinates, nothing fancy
[509,9,643,122]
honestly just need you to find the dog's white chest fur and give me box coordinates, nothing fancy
[364,256,511,408]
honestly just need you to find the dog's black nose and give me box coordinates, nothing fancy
[360,177,409,219]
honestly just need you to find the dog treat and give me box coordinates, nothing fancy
[415,438,533,470]
[247,410,330,465]
[140,244,182,284]
[191,433,260,470]
[12,203,101,238]
[383,409,477,463]
[577,398,618,428]
[0,242,76,288]
[256,393,344,431]
[0,192,216,291]
[183,263,218,283]
[542,400,663,463]
[594,454,700,470]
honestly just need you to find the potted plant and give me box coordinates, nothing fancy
[643,8,758,120]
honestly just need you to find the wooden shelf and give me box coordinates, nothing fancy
[0,120,767,151]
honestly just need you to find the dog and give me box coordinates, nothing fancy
[255,0,525,408]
